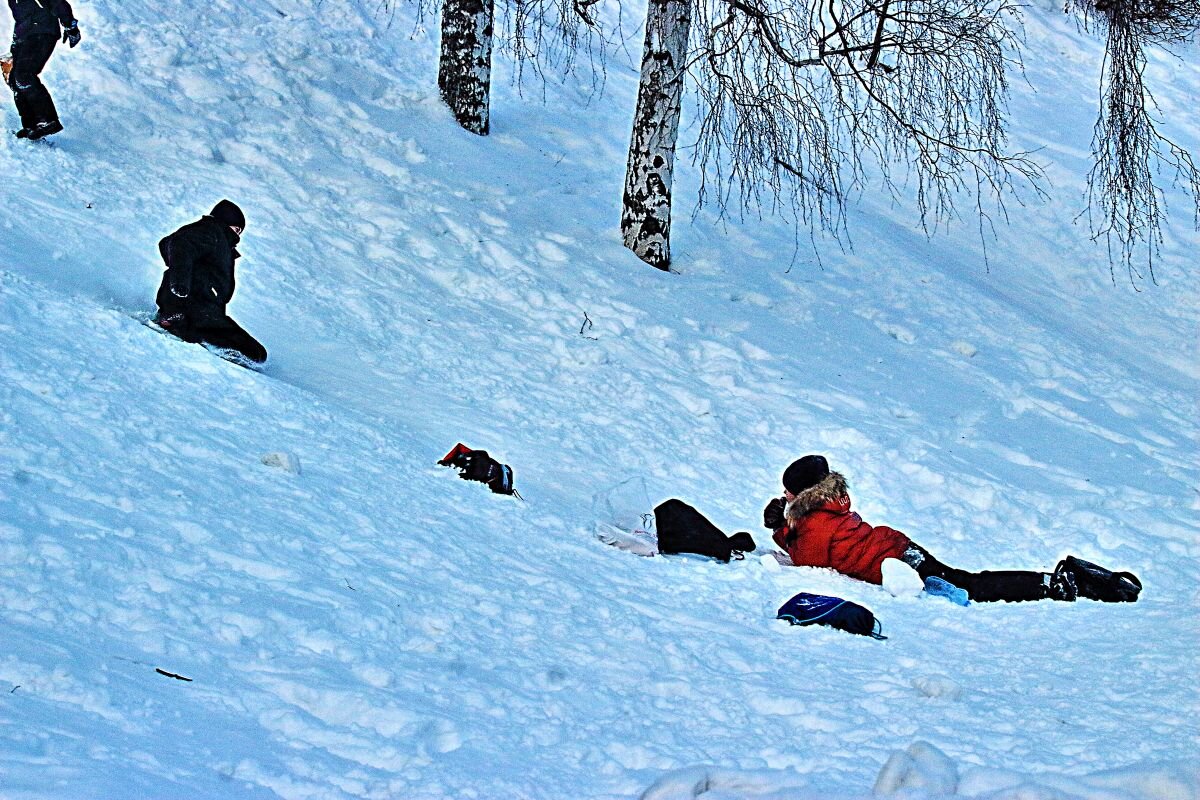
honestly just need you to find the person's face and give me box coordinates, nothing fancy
[784,490,795,502]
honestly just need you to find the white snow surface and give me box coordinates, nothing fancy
[2,0,1199,798]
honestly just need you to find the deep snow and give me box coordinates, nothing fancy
[1,0,1198,798]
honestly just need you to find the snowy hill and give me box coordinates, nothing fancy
[1,0,1198,798]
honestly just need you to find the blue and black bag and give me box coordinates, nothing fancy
[777,592,886,639]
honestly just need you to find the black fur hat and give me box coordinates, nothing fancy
[783,455,830,494]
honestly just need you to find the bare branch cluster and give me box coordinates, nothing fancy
[1081,0,1200,40]
[391,0,620,86]
[501,0,612,84]
[1069,0,1200,284]
[687,0,1045,246]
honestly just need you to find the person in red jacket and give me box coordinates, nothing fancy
[763,455,1140,603]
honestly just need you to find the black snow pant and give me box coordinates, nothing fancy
[902,544,1053,603]
[157,308,268,364]
[9,32,60,130]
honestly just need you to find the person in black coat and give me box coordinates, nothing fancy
[154,200,268,365]
[6,0,80,140]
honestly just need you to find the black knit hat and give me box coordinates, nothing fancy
[782,455,830,494]
[209,199,246,231]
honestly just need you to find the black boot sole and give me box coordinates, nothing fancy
[26,120,63,140]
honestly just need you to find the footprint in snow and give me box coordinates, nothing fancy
[880,323,917,344]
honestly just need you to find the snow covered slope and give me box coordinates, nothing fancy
[1,0,1197,798]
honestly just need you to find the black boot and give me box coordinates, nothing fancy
[1047,563,1077,601]
[25,119,62,140]
[1054,556,1141,603]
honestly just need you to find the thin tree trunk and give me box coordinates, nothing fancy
[438,0,494,136]
[620,0,692,270]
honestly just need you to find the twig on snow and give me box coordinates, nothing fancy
[579,313,599,340]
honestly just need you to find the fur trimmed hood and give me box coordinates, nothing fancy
[774,472,911,584]
[785,471,849,521]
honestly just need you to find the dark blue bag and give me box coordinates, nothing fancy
[777,593,886,639]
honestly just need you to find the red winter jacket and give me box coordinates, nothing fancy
[771,472,911,585]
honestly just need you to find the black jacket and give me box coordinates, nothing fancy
[8,0,75,39]
[155,216,242,318]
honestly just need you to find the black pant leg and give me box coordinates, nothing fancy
[10,33,59,128]
[193,315,268,364]
[904,544,1050,603]
[904,545,978,591]
[957,570,1051,603]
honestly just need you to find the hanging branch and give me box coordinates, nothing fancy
[1068,0,1200,285]
[687,0,1042,250]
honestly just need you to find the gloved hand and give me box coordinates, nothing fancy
[62,21,81,48]
[762,496,786,529]
[155,311,186,330]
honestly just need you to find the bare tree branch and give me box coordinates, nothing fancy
[1068,0,1200,285]
[687,0,1045,251]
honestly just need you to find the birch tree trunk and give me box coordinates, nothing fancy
[620,0,692,270]
[438,0,495,136]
